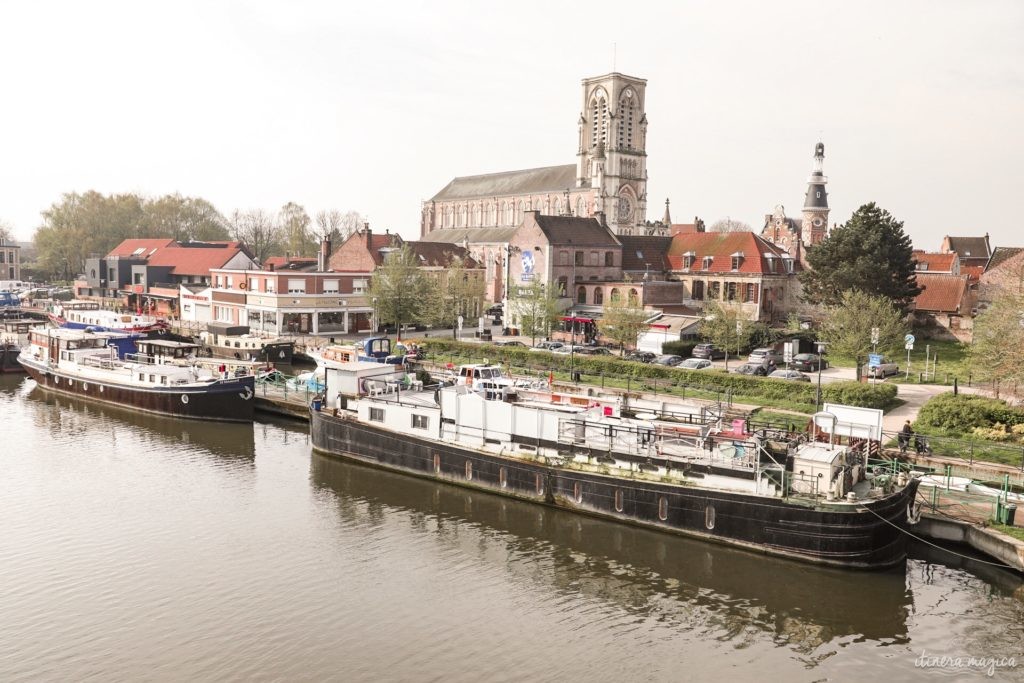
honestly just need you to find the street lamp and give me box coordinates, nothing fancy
[815,341,827,412]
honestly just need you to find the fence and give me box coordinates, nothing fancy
[881,428,1024,474]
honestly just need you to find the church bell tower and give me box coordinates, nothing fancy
[801,142,829,246]
[576,72,649,235]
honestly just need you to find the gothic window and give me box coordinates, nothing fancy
[692,281,704,300]
[576,197,585,217]
[618,89,636,150]
[610,288,620,302]
[516,201,525,224]
[487,203,495,225]
[457,206,465,228]
[577,286,586,304]
[552,198,560,216]
[446,206,454,228]
[474,204,482,226]
[502,202,512,225]
[557,276,568,295]
[594,288,604,305]
[590,94,608,147]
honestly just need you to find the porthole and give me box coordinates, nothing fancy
[574,482,583,504]
[614,489,624,512]
[181,394,190,404]
[54,376,60,384]
[465,461,473,480]
[499,467,508,488]
[658,496,668,521]
[68,379,74,387]
[535,473,544,496]
[82,383,88,391]
[705,504,716,530]
[433,453,441,474]
[99,385,104,393]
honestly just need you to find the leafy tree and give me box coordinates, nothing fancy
[513,279,561,346]
[970,292,1024,394]
[230,209,282,264]
[801,202,922,311]
[698,302,755,369]
[368,245,432,341]
[598,288,650,352]
[441,254,486,339]
[143,194,230,242]
[279,202,316,257]
[818,290,908,361]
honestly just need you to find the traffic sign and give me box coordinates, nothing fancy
[868,353,882,367]
[904,334,916,345]
[871,327,880,345]
[905,343,914,350]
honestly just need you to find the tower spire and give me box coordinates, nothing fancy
[801,141,830,247]
[662,198,671,226]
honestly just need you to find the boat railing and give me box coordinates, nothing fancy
[124,352,159,366]
[79,354,127,372]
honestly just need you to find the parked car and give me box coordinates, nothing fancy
[768,369,812,382]
[486,304,503,317]
[679,358,712,370]
[530,341,564,352]
[734,362,768,376]
[625,350,656,363]
[747,347,784,365]
[867,358,900,378]
[576,346,612,356]
[653,354,684,366]
[494,340,527,348]
[791,353,828,372]
[691,343,726,360]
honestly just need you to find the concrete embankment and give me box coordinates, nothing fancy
[916,514,1024,573]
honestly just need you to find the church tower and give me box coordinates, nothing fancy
[576,72,649,235]
[801,142,829,246]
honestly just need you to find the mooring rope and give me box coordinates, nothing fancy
[858,503,1021,571]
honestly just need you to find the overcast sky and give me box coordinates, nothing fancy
[1,1,1021,251]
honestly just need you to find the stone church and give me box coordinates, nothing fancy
[421,72,661,238]
[760,142,830,263]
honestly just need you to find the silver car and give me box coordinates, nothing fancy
[679,358,712,370]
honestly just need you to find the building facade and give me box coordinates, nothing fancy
[422,72,661,238]
[761,142,830,263]
[0,239,20,282]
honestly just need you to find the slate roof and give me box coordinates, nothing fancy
[986,246,1024,272]
[912,251,957,272]
[619,235,673,271]
[406,242,481,269]
[263,256,318,271]
[803,174,828,209]
[913,274,968,313]
[533,215,620,246]
[671,223,705,235]
[418,226,519,244]
[666,231,794,274]
[944,236,991,260]
[430,165,578,201]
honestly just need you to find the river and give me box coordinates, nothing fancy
[1,373,1022,681]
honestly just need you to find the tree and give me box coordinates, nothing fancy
[0,220,13,243]
[230,209,282,264]
[368,245,432,341]
[598,287,650,352]
[801,202,922,311]
[709,217,752,233]
[699,302,755,369]
[818,290,908,361]
[315,209,364,244]
[969,291,1024,394]
[279,202,316,257]
[442,255,486,339]
[143,194,230,242]
[513,279,561,346]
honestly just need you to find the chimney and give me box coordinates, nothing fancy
[318,234,332,272]
[364,222,372,247]
[595,211,607,227]
[268,262,275,272]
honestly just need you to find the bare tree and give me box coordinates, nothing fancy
[230,209,282,264]
[709,217,752,233]
[315,210,364,243]
[0,219,13,243]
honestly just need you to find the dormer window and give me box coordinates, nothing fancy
[682,251,696,270]
[783,257,794,274]
[766,254,778,273]
[702,256,713,271]
[916,262,928,271]
[730,251,745,271]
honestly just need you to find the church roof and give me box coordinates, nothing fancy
[533,215,620,246]
[430,164,578,201]
[418,227,519,244]
[619,235,673,271]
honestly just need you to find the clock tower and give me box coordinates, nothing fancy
[576,72,650,235]
[801,142,829,247]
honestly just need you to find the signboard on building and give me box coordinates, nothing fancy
[520,250,535,282]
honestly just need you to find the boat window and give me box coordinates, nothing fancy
[411,414,429,430]
[138,373,145,381]
[658,497,668,521]
[369,407,384,422]
[705,504,716,530]
[465,461,473,480]
[614,489,624,512]
[460,368,470,377]
[499,467,508,488]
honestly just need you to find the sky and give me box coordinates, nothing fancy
[1,0,1021,251]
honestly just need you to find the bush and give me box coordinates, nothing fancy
[915,393,1024,434]
[662,340,698,357]
[416,338,897,409]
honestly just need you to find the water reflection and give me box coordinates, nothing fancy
[311,453,916,653]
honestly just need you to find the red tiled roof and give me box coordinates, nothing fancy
[914,274,968,313]
[912,250,956,272]
[962,265,984,283]
[670,223,703,235]
[149,244,248,276]
[107,239,175,257]
[666,231,794,274]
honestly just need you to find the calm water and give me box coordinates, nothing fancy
[2,373,1023,682]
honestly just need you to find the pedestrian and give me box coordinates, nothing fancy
[898,420,913,454]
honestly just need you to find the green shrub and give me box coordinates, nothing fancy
[915,393,1024,434]
[821,381,898,411]
[662,340,698,356]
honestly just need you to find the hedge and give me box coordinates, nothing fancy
[415,338,897,410]
[662,339,698,356]
[916,393,1024,434]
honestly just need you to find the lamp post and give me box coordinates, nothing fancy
[815,341,827,412]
